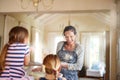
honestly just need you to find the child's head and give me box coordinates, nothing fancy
[9,26,29,44]
[43,54,61,75]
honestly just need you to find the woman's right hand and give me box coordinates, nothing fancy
[57,73,66,80]
[62,77,67,80]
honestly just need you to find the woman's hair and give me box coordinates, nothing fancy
[43,54,61,77]
[0,26,29,74]
[63,25,77,36]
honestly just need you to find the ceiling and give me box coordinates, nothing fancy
[6,11,111,32]
[0,0,113,32]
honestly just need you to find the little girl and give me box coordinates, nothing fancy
[0,26,30,80]
[40,54,66,80]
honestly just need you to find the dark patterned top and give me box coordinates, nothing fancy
[56,41,84,80]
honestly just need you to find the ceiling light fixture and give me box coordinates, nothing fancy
[20,0,54,11]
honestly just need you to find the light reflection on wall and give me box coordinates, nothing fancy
[47,32,64,54]
[34,32,42,63]
[31,28,43,64]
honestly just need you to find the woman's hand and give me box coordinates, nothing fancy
[61,62,68,68]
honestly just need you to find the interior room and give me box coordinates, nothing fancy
[0,0,120,80]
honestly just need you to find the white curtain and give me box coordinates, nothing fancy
[80,32,106,69]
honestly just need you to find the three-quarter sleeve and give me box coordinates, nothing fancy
[56,41,64,53]
[68,44,84,71]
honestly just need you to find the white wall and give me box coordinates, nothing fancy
[0,14,5,50]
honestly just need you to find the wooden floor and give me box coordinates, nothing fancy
[79,78,99,80]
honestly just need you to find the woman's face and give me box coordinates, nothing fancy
[64,30,76,45]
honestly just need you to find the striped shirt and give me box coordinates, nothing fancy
[0,43,30,80]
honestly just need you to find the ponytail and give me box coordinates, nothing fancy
[0,43,9,75]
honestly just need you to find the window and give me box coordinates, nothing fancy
[80,32,106,69]
[47,32,64,54]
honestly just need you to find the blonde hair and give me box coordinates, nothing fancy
[0,26,29,75]
[43,54,61,78]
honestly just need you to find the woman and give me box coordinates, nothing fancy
[56,25,84,80]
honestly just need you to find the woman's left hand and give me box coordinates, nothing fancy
[61,62,68,68]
